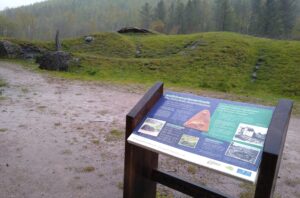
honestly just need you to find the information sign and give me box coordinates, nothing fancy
[128,91,274,183]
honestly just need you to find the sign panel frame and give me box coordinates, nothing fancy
[128,91,275,183]
[123,82,293,198]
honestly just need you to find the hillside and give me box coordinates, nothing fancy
[1,32,300,102]
[62,32,300,99]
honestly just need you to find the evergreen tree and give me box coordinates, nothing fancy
[191,0,202,32]
[0,15,15,37]
[183,0,194,33]
[155,0,166,22]
[1,0,300,40]
[279,0,297,37]
[215,0,234,31]
[175,0,185,34]
[200,0,213,31]
[232,0,251,34]
[292,18,300,39]
[166,2,176,33]
[249,0,263,35]
[140,2,152,29]
[262,0,282,37]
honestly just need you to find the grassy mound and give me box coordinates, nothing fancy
[1,32,300,101]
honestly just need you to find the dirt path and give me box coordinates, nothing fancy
[0,62,299,198]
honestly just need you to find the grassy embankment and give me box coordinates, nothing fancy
[1,32,300,112]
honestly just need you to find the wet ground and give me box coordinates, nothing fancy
[0,62,299,198]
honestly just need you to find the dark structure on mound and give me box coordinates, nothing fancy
[37,30,79,72]
[37,51,72,71]
[118,27,152,34]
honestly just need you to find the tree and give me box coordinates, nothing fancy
[1,0,300,40]
[0,15,16,37]
[140,3,152,29]
[291,18,300,39]
[279,0,297,37]
[183,0,194,33]
[232,0,251,34]
[200,0,213,31]
[155,0,166,22]
[150,20,165,32]
[166,2,176,33]
[190,0,202,33]
[215,0,234,31]
[249,0,263,35]
[175,0,185,34]
[262,0,282,37]
[12,11,37,40]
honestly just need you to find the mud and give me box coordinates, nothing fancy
[0,61,299,198]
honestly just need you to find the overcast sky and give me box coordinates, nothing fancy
[0,0,46,11]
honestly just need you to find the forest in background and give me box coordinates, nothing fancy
[0,0,300,40]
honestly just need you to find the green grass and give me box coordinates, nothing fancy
[1,32,300,112]
[0,78,7,101]
[57,32,300,100]
[21,87,29,93]
[117,182,123,190]
[0,96,6,101]
[0,128,8,133]
[187,165,197,175]
[63,33,136,58]
[239,182,255,198]
[0,128,7,133]
[239,182,282,198]
[105,129,124,142]
[82,166,95,172]
[156,191,173,198]
[91,139,100,145]
[1,37,54,50]
[0,79,6,87]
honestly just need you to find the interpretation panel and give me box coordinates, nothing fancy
[128,91,274,183]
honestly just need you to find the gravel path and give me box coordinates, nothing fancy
[0,62,299,198]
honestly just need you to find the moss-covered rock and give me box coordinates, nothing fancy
[37,51,73,71]
[0,41,22,58]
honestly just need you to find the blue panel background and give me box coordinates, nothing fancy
[132,91,274,172]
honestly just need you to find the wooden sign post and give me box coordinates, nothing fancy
[123,82,293,198]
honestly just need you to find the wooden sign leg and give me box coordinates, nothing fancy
[123,82,163,198]
[254,100,293,198]
[123,136,158,198]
